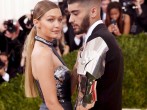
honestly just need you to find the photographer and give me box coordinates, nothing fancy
[101,0,111,21]
[105,2,131,36]
[3,19,27,45]
[120,0,147,34]
[2,19,24,77]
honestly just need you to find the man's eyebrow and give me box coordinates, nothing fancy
[70,10,79,14]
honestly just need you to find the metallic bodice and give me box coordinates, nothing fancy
[54,65,71,102]
[36,65,71,103]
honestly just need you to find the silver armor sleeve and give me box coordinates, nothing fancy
[76,37,109,108]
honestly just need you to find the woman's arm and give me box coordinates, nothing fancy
[123,14,131,35]
[32,48,63,110]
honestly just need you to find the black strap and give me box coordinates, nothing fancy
[34,36,66,66]
[51,47,66,66]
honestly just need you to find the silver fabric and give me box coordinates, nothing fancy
[54,65,69,81]
[75,37,109,108]
[77,37,109,79]
[54,65,70,100]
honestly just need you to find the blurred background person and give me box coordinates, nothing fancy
[105,1,131,36]
[1,19,24,77]
[120,0,147,34]
[101,0,111,22]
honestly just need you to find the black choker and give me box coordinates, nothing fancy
[34,36,53,46]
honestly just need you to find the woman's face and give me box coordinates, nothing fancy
[110,8,120,21]
[35,8,63,41]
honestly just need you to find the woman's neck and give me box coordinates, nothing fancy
[36,34,53,42]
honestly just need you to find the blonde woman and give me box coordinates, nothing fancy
[24,0,72,110]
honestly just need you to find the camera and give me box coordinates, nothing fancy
[121,0,136,12]
[123,0,134,7]
[111,19,117,25]
[3,19,17,33]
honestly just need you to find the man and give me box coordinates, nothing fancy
[67,0,123,110]
[101,0,111,21]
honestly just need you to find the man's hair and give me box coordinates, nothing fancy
[67,0,101,6]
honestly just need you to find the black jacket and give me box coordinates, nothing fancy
[88,24,124,110]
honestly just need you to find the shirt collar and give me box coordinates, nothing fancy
[84,20,103,44]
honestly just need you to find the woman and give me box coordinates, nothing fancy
[105,2,130,36]
[24,0,72,110]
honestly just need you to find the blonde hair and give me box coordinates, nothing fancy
[24,0,59,97]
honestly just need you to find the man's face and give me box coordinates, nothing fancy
[68,3,90,34]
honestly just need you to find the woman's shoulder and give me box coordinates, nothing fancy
[32,45,53,61]
[123,13,130,23]
[123,14,130,20]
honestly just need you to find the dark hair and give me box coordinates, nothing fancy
[67,0,83,4]
[67,0,100,5]
[59,1,68,16]
[3,19,17,33]
[105,2,124,33]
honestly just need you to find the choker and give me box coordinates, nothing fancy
[34,36,53,46]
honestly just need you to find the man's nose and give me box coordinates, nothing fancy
[69,15,74,23]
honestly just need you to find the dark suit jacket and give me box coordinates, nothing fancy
[88,24,124,110]
[64,23,83,52]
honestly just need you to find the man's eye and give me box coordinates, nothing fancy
[58,18,63,22]
[73,12,78,16]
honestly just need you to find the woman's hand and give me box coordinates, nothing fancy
[108,24,114,33]
[108,24,121,36]
[113,25,121,36]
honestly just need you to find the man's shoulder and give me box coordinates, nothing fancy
[93,24,114,37]
[89,24,115,43]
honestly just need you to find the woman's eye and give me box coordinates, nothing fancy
[47,19,54,22]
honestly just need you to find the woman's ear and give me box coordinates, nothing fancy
[33,19,40,29]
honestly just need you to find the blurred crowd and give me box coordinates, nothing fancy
[0,0,147,84]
